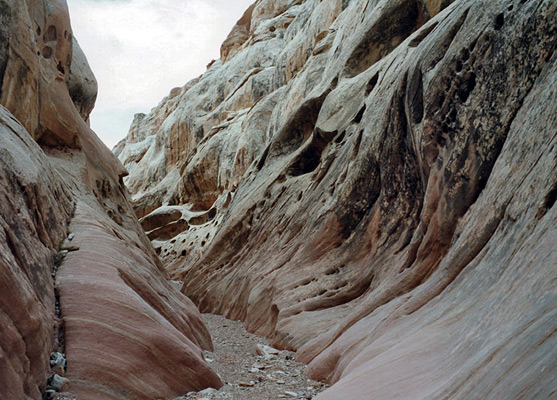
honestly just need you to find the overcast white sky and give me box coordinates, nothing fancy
[66,0,254,148]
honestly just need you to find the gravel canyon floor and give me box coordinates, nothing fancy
[178,313,328,400]
[50,311,328,400]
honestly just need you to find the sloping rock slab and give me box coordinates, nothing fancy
[0,105,73,399]
[57,201,222,399]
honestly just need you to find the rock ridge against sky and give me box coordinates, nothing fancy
[117,0,556,399]
[66,0,255,148]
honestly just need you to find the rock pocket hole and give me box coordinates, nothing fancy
[448,108,457,123]
[365,73,379,96]
[456,71,476,102]
[334,130,346,144]
[353,104,366,124]
[494,13,505,30]
[42,46,52,59]
[57,62,65,74]
[286,133,329,177]
[325,267,339,275]
[43,25,57,42]
[269,92,329,158]
[256,147,270,170]
[408,69,424,124]
[542,184,556,211]
[457,72,476,103]
[460,48,470,62]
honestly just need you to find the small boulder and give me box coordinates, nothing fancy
[48,374,70,392]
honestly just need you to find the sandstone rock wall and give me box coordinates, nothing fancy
[0,1,221,398]
[117,0,557,398]
[0,104,73,399]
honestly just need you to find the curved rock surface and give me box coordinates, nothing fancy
[0,104,73,400]
[0,0,221,398]
[117,0,557,398]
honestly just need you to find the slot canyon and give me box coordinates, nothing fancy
[0,0,555,399]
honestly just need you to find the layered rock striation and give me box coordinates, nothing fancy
[117,0,556,398]
[0,0,221,398]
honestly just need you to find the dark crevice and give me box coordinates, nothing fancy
[334,130,346,144]
[537,181,557,219]
[543,185,557,210]
[456,71,476,102]
[365,73,379,96]
[407,69,424,124]
[256,146,270,170]
[494,13,505,30]
[353,104,366,123]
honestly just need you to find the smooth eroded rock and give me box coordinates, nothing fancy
[117,0,557,398]
[0,0,223,398]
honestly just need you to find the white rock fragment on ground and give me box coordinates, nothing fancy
[48,374,70,392]
[255,343,280,357]
[198,388,218,396]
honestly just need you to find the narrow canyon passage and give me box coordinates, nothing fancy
[176,312,328,400]
[1,0,555,399]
